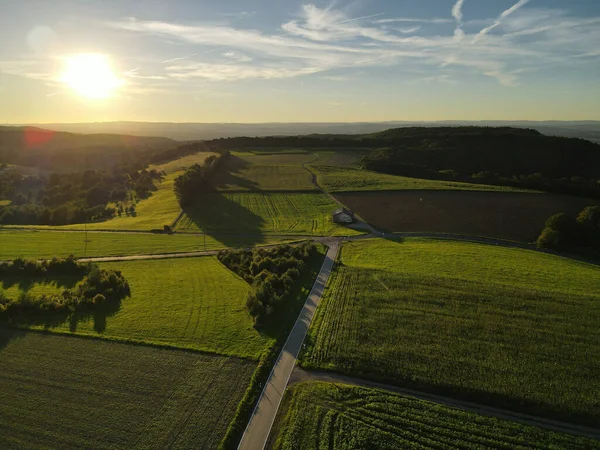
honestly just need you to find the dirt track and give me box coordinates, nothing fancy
[336,190,600,242]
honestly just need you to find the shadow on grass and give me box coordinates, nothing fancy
[210,154,262,191]
[1,275,80,292]
[182,193,266,248]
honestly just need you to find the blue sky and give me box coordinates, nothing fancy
[1,0,600,122]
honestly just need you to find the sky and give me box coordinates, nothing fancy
[1,0,600,123]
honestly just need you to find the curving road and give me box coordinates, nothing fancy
[237,241,340,450]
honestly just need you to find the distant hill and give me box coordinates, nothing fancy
[12,120,600,142]
[0,126,176,172]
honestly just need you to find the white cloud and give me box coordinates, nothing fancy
[451,0,466,41]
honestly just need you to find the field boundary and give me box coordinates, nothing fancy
[290,368,600,440]
[0,325,258,362]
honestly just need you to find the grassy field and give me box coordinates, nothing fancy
[1,275,72,300]
[149,151,217,174]
[176,192,359,236]
[24,256,272,358]
[335,190,599,241]
[310,165,529,193]
[0,230,295,260]
[268,381,599,450]
[211,152,316,192]
[0,328,255,450]
[301,238,600,424]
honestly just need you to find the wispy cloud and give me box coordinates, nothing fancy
[101,3,600,89]
[451,0,466,41]
[474,0,530,42]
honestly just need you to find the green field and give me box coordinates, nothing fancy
[313,150,369,167]
[0,230,295,260]
[0,328,255,450]
[149,151,217,174]
[301,238,600,424]
[211,152,316,192]
[1,275,71,301]
[24,256,270,358]
[309,165,531,193]
[176,192,359,236]
[269,381,598,450]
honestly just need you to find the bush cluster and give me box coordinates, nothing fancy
[218,243,318,326]
[537,206,600,251]
[0,257,129,318]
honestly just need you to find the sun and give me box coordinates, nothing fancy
[61,54,122,99]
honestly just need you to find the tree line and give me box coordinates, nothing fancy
[173,152,230,206]
[0,256,130,318]
[0,142,217,226]
[217,243,319,326]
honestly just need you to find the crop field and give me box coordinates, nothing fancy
[176,192,358,236]
[26,256,273,358]
[301,238,600,424]
[0,328,255,450]
[231,150,313,165]
[0,230,294,260]
[268,382,599,450]
[1,275,71,300]
[313,150,369,167]
[336,190,599,241]
[211,152,316,191]
[310,165,528,193]
[149,150,217,174]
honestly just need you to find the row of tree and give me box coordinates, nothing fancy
[218,243,319,326]
[173,152,230,206]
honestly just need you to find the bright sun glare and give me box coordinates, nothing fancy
[61,54,121,99]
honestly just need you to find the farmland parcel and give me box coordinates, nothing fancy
[268,382,599,450]
[0,329,255,450]
[300,238,600,425]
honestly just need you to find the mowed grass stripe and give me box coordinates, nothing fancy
[301,238,600,424]
[269,382,599,450]
[0,328,255,450]
[310,164,531,193]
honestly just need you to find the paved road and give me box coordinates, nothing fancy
[290,368,600,441]
[237,241,340,450]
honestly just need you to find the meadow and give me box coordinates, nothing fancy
[335,190,599,241]
[26,256,272,358]
[176,192,358,236]
[301,238,600,424]
[309,165,529,193]
[0,230,294,260]
[0,328,255,450]
[268,381,599,450]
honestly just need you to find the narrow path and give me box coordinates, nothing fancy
[237,241,340,450]
[290,368,600,441]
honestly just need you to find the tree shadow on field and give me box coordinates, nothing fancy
[210,154,262,191]
[182,193,266,248]
[1,275,79,292]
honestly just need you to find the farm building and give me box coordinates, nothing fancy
[332,207,355,224]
